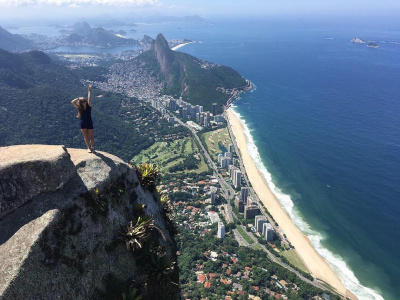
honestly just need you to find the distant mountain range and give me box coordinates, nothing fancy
[0,26,33,52]
[67,21,139,47]
[135,33,246,113]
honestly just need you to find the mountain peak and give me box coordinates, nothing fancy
[151,33,175,84]
[0,26,32,52]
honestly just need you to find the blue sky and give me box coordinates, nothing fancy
[1,0,399,20]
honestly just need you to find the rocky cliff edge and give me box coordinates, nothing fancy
[0,145,178,300]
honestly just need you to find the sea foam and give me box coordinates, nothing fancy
[229,106,384,300]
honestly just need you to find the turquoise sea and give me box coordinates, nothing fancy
[8,16,400,299]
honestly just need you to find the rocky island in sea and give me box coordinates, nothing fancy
[367,42,379,48]
[351,37,365,43]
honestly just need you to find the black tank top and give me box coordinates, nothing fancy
[81,105,92,124]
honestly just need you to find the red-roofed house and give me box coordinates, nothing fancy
[237,291,245,296]
[252,286,259,291]
[220,279,232,285]
[209,273,217,280]
[197,274,206,282]
[226,269,231,275]
[204,282,211,288]
[231,257,238,264]
[276,294,282,299]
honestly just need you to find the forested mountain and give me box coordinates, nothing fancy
[137,33,247,113]
[0,49,177,160]
[0,26,33,52]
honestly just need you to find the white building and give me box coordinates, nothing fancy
[218,154,223,165]
[218,222,225,239]
[204,117,208,128]
[263,223,274,241]
[255,215,269,233]
[233,169,242,188]
[210,251,218,261]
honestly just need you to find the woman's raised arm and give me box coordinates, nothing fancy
[71,98,79,108]
[87,85,92,107]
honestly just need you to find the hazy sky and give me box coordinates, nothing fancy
[1,0,399,21]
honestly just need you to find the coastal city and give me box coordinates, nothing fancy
[129,71,344,299]
[56,33,347,298]
[0,17,373,299]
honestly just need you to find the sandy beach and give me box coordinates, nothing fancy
[171,42,195,51]
[226,109,356,299]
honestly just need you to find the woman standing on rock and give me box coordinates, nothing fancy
[71,85,95,153]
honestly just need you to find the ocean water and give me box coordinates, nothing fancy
[164,17,400,300]
[9,17,400,299]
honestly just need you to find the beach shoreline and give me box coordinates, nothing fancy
[171,41,196,51]
[226,108,357,300]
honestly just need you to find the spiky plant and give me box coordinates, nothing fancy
[122,288,142,300]
[118,217,155,252]
[136,163,160,191]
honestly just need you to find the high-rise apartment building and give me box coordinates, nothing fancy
[218,222,225,238]
[255,215,269,232]
[212,103,217,116]
[264,223,274,241]
[240,187,250,204]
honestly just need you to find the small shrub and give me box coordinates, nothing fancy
[118,217,155,252]
[136,163,160,192]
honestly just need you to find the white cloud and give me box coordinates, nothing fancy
[0,0,162,7]
[168,4,185,9]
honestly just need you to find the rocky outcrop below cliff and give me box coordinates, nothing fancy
[0,145,178,300]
